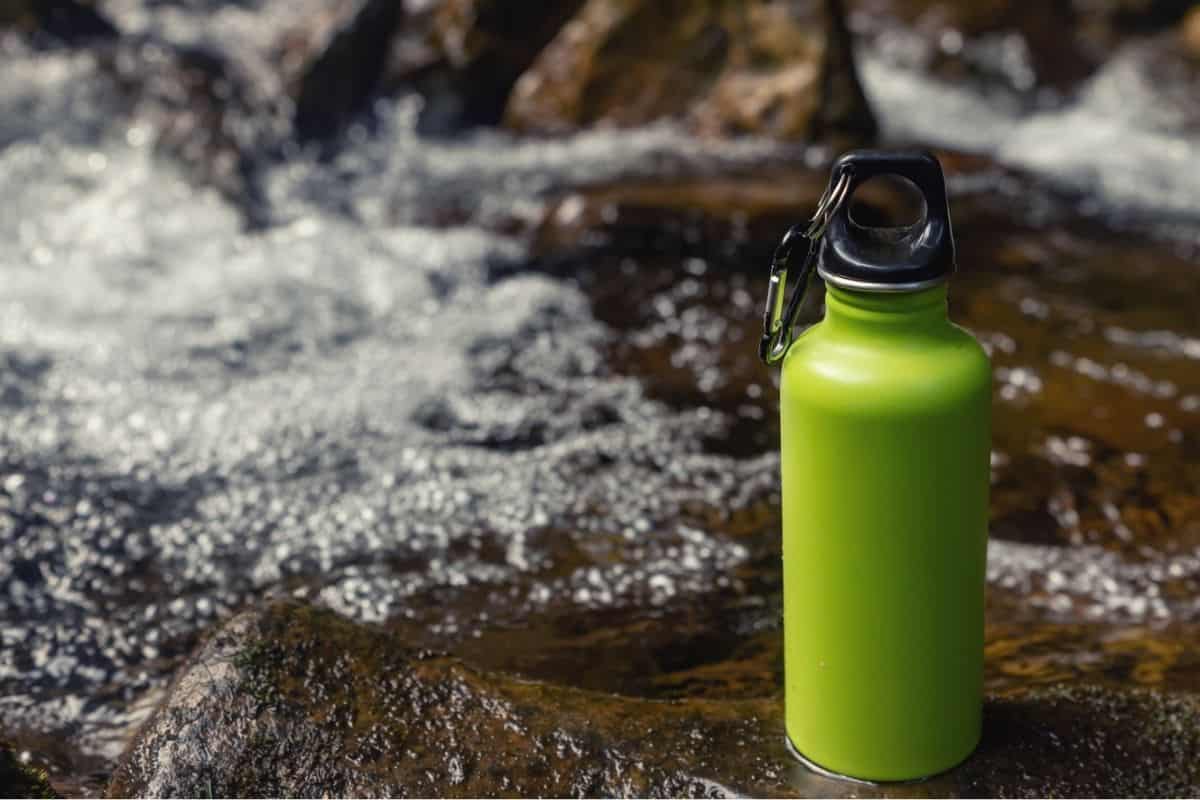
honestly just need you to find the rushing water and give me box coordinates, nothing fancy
[0,40,793,768]
[1,11,1199,791]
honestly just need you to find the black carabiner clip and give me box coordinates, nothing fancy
[759,226,818,365]
[759,169,853,366]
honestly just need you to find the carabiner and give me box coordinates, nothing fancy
[758,170,852,366]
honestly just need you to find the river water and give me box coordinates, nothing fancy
[1,12,1199,792]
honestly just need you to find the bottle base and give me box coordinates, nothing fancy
[784,734,976,785]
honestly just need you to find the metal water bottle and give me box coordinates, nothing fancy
[760,150,991,782]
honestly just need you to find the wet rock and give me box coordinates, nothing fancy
[354,0,869,139]
[1,740,57,799]
[506,0,877,144]
[959,684,1200,797]
[108,601,785,798]
[110,601,1200,798]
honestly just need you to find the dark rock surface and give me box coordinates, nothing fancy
[109,602,1200,798]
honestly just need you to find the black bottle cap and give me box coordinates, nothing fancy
[818,149,955,291]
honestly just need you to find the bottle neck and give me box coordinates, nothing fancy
[822,282,949,333]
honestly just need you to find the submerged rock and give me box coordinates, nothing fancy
[109,602,1200,798]
[506,0,876,143]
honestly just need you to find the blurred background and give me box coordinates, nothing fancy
[2,0,1200,796]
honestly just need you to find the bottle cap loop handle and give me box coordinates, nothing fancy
[819,149,954,292]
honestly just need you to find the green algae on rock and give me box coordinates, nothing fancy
[109,602,1200,798]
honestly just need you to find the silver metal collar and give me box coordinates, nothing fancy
[818,267,949,294]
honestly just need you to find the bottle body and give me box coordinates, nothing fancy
[781,283,991,782]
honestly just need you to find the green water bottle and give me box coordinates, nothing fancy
[760,150,991,783]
